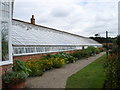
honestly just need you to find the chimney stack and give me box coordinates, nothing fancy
[30,15,35,24]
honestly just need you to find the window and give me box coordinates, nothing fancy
[13,45,100,56]
[2,21,9,61]
[1,1,10,18]
[0,0,13,66]
[13,45,84,56]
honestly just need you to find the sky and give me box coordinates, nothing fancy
[13,0,119,37]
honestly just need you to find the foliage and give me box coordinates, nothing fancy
[103,45,107,50]
[104,55,120,88]
[86,46,96,55]
[53,52,70,58]
[81,50,89,57]
[70,46,99,59]
[112,35,120,53]
[2,60,31,86]
[2,31,9,61]
[103,44,113,50]
[66,54,106,88]
[42,52,77,64]
[103,35,120,88]
[41,56,65,69]
[25,57,65,76]
[84,46,97,57]
[95,48,100,54]
[41,54,52,59]
[116,35,120,46]
[66,55,77,63]
[13,60,31,76]
[2,71,28,85]
[24,46,102,78]
[98,47,104,52]
[52,57,65,68]
[2,41,8,61]
[70,49,92,59]
[25,60,43,77]
[70,51,82,59]
[40,59,53,70]
[52,52,77,63]
[90,37,115,43]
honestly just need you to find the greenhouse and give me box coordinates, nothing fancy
[12,18,102,56]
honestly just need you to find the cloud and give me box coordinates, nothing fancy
[51,6,73,17]
[13,0,118,37]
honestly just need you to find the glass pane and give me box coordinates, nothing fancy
[2,1,10,18]
[2,21,9,61]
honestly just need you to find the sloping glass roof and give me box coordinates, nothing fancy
[12,19,102,46]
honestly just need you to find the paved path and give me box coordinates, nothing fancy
[25,52,105,88]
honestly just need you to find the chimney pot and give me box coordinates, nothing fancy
[31,15,35,24]
[32,15,34,18]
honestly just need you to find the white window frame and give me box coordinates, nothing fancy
[0,0,13,66]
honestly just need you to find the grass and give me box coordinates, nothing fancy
[65,54,106,88]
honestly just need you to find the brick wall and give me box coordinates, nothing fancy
[13,50,80,61]
[0,66,2,89]
[0,65,13,89]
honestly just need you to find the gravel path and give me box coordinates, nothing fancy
[25,52,105,88]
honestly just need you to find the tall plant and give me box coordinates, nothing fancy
[13,60,31,76]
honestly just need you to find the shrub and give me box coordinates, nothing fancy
[70,51,82,59]
[2,60,31,86]
[40,59,53,71]
[86,46,96,55]
[52,52,77,64]
[112,35,120,53]
[25,60,43,77]
[13,60,31,76]
[116,35,120,46]
[41,54,52,59]
[52,52,68,59]
[70,46,97,59]
[95,48,100,54]
[2,71,28,85]
[98,47,104,52]
[81,49,90,57]
[52,52,65,58]
[52,57,65,68]
[103,45,108,50]
[66,55,77,63]
[103,35,120,88]
[104,55,120,88]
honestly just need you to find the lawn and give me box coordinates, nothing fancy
[65,54,106,88]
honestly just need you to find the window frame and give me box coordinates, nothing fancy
[0,1,13,66]
[13,44,102,57]
[13,45,84,56]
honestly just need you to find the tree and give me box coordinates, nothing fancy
[95,33,100,37]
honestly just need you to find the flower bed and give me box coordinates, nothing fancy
[25,60,43,77]
[25,57,66,76]
[24,46,103,77]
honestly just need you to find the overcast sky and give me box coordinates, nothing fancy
[13,0,118,37]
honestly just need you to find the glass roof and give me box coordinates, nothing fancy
[12,19,102,46]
